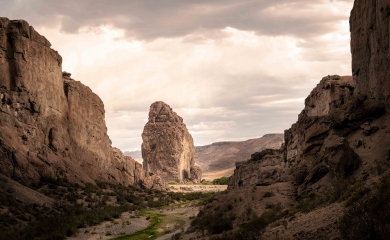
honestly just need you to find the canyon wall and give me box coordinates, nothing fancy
[0,18,168,190]
[195,1,390,238]
[350,0,390,100]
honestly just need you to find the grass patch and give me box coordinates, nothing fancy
[113,211,165,240]
[201,181,212,185]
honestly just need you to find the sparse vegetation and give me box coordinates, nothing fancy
[339,171,390,240]
[191,209,236,234]
[0,176,214,240]
[209,202,285,240]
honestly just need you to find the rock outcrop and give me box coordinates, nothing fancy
[142,101,201,183]
[350,0,390,100]
[0,18,167,190]
[227,75,364,194]
[112,148,169,190]
[228,148,289,188]
[304,75,354,117]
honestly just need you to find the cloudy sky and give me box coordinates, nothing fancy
[0,0,354,151]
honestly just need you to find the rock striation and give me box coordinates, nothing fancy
[142,101,201,183]
[0,18,168,191]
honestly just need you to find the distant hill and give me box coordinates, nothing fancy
[123,150,143,164]
[126,134,284,180]
[124,150,142,159]
[196,134,284,180]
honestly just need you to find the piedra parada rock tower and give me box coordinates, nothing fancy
[141,101,202,183]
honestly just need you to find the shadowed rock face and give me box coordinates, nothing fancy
[142,101,201,183]
[0,18,168,190]
[351,0,390,100]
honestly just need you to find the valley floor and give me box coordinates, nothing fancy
[67,201,201,240]
[66,186,224,240]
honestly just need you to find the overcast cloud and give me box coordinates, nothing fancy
[0,0,354,151]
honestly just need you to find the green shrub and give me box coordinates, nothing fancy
[168,181,179,185]
[212,177,229,185]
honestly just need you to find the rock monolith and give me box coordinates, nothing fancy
[142,101,201,183]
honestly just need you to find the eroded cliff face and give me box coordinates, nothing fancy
[142,101,201,183]
[228,75,365,193]
[0,18,167,190]
[351,0,390,100]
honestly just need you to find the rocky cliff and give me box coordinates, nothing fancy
[351,0,390,100]
[0,18,167,191]
[142,101,201,183]
[194,1,390,237]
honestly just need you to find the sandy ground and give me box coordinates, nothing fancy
[201,168,235,180]
[168,184,227,192]
[67,212,149,240]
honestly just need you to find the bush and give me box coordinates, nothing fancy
[191,210,235,234]
[168,181,179,185]
[212,177,229,185]
[262,191,274,198]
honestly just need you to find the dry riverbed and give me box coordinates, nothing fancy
[67,185,227,240]
[67,202,200,240]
